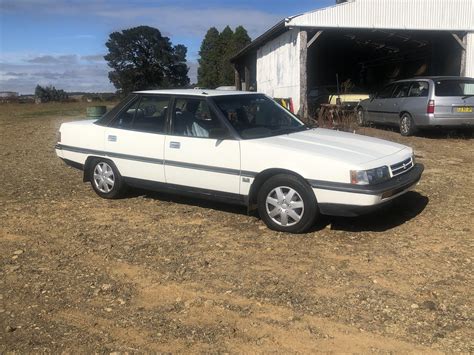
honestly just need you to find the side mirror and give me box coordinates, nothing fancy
[209,127,233,140]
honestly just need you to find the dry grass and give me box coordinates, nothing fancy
[1,102,473,352]
[307,105,359,132]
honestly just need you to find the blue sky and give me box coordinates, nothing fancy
[0,0,334,94]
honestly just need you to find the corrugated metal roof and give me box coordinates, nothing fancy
[286,0,474,31]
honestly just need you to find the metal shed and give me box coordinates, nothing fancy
[231,0,474,117]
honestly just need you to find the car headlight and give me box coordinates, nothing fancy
[350,166,390,185]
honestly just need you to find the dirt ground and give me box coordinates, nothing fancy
[1,102,473,352]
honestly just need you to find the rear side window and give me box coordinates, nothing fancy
[110,96,170,133]
[171,98,228,139]
[377,84,395,99]
[408,82,429,97]
[392,82,411,98]
[435,79,474,96]
[110,99,140,129]
[132,96,169,133]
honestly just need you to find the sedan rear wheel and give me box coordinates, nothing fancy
[90,159,126,199]
[258,174,318,233]
[93,162,115,193]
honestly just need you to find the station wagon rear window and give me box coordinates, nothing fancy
[435,79,474,97]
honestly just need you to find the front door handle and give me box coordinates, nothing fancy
[108,135,117,142]
[169,141,180,149]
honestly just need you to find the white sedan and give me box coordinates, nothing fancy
[56,89,424,233]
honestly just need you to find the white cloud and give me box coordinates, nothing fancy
[0,54,115,94]
[1,0,281,39]
[187,61,198,84]
[0,53,198,94]
[0,1,285,93]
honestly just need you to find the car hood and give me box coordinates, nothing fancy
[258,128,408,165]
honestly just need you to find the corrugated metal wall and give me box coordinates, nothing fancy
[287,0,474,32]
[256,28,301,111]
[466,33,474,77]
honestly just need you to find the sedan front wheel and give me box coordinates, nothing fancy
[257,174,318,233]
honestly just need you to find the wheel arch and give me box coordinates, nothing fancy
[399,110,411,118]
[83,155,104,182]
[247,168,310,211]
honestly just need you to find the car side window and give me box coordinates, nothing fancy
[132,96,169,133]
[110,99,140,129]
[171,98,229,139]
[377,84,395,99]
[392,82,411,98]
[408,81,429,97]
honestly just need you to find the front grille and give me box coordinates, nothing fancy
[390,157,413,177]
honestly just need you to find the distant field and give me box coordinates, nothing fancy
[0,101,118,121]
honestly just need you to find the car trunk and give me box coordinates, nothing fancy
[434,79,474,118]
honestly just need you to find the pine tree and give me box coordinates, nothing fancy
[217,26,235,86]
[197,27,220,88]
[197,26,252,88]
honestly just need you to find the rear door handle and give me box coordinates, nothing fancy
[169,141,180,149]
[108,135,117,142]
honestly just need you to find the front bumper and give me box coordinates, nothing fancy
[309,163,424,217]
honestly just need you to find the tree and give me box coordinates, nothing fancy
[34,84,68,103]
[198,26,251,88]
[232,26,251,54]
[104,26,189,94]
[197,27,221,88]
[217,26,235,86]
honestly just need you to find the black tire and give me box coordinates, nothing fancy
[400,113,417,136]
[257,174,318,233]
[89,158,126,199]
[357,108,367,126]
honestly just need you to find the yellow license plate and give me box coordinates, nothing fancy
[456,106,473,113]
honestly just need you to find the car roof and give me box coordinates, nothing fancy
[133,89,258,97]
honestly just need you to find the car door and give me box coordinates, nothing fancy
[103,95,169,182]
[387,82,411,124]
[404,81,430,124]
[164,97,241,195]
[366,84,395,123]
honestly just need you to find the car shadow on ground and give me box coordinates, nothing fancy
[127,189,250,216]
[128,188,428,234]
[325,191,429,233]
[364,123,473,140]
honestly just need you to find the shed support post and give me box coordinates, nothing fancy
[298,30,309,121]
[460,34,467,77]
[234,66,242,91]
[244,66,250,91]
[453,33,467,76]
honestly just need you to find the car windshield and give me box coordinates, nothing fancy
[435,79,474,97]
[212,94,307,139]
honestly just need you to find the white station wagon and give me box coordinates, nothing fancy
[56,90,424,233]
